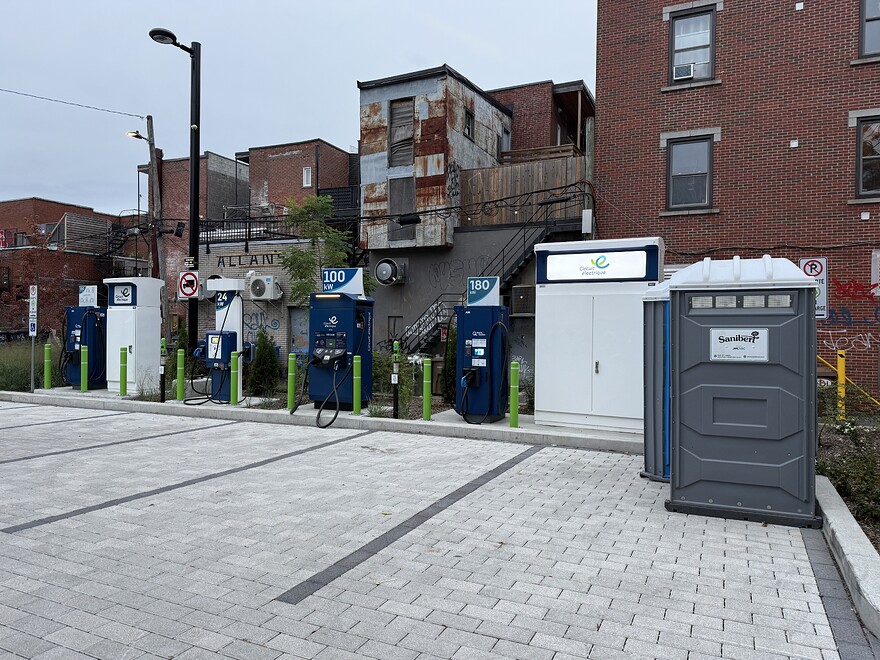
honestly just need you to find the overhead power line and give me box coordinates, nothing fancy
[0,87,145,119]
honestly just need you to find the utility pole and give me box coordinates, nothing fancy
[145,115,171,345]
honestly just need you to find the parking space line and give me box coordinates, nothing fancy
[0,411,132,430]
[0,421,240,465]
[1,429,377,534]
[0,404,38,411]
[275,445,543,606]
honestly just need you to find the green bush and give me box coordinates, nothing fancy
[442,324,457,404]
[248,328,280,397]
[818,449,880,524]
[372,350,414,414]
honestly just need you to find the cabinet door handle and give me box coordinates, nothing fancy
[595,361,599,373]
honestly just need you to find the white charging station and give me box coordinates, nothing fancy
[104,277,164,394]
[206,278,246,400]
[533,237,664,432]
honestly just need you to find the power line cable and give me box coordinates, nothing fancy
[0,87,145,120]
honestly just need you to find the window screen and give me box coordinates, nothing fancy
[389,98,414,167]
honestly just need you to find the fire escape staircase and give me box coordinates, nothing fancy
[397,208,576,355]
[93,223,131,277]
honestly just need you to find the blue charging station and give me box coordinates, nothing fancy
[194,331,238,403]
[308,292,373,410]
[62,306,107,389]
[454,304,510,424]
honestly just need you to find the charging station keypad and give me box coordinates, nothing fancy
[313,331,347,365]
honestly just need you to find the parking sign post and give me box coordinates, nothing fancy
[29,284,37,392]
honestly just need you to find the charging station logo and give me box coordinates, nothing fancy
[590,255,609,269]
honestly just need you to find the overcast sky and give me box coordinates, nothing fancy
[1,1,597,217]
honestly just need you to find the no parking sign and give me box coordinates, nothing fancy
[799,257,827,319]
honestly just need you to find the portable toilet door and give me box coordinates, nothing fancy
[665,256,820,527]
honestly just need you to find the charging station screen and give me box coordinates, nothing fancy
[545,250,647,282]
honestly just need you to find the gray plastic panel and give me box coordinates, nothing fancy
[643,300,666,480]
[668,288,817,524]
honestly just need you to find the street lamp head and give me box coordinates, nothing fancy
[149,27,178,46]
[127,130,146,141]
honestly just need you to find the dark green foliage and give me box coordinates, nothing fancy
[818,450,880,523]
[441,324,457,405]
[248,328,280,397]
[372,350,414,414]
[0,342,63,391]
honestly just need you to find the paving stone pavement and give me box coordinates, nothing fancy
[0,402,877,659]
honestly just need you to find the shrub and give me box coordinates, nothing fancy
[818,449,880,524]
[248,328,280,397]
[441,323,457,405]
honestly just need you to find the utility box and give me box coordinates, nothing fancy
[665,256,821,527]
[643,282,670,482]
[534,237,664,432]
[104,277,164,395]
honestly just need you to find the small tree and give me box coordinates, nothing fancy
[279,195,352,306]
[442,324,457,405]
[248,327,280,397]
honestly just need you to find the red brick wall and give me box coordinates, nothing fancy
[247,140,350,208]
[596,0,880,390]
[0,198,115,233]
[489,82,555,150]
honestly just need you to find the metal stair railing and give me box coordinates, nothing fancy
[397,203,558,355]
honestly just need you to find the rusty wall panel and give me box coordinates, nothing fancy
[360,102,387,156]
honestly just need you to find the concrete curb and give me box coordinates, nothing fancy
[816,475,880,639]
[0,390,643,455]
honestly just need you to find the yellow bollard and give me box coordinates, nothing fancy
[837,349,846,421]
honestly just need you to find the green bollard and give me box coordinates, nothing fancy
[230,352,239,405]
[509,361,520,428]
[352,355,362,415]
[176,348,185,401]
[119,347,128,397]
[422,357,432,421]
[43,344,51,389]
[287,353,296,410]
[80,345,88,392]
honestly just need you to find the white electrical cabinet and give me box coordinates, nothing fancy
[534,238,664,432]
[104,277,164,394]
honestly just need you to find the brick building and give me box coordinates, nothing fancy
[0,198,132,337]
[357,65,595,366]
[596,0,880,389]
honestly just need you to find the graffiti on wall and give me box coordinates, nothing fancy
[831,276,880,302]
[428,255,490,291]
[242,309,281,343]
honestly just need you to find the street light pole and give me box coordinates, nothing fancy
[149,27,201,355]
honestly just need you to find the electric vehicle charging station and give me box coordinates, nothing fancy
[61,306,107,389]
[104,277,164,395]
[307,291,373,417]
[454,277,510,424]
[533,237,664,432]
[192,278,253,404]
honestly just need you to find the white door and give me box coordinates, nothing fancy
[106,308,134,393]
[535,292,593,415]
[591,293,643,420]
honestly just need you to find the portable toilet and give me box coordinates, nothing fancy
[665,256,821,527]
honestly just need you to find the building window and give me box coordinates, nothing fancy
[669,9,714,84]
[15,232,30,247]
[667,137,712,209]
[859,117,880,196]
[388,176,416,241]
[863,0,880,56]
[464,109,475,141]
[303,167,312,188]
[389,98,414,167]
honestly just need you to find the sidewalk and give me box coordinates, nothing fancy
[0,393,878,659]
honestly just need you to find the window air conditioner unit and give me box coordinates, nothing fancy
[250,274,282,301]
[672,63,694,81]
[511,285,536,316]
